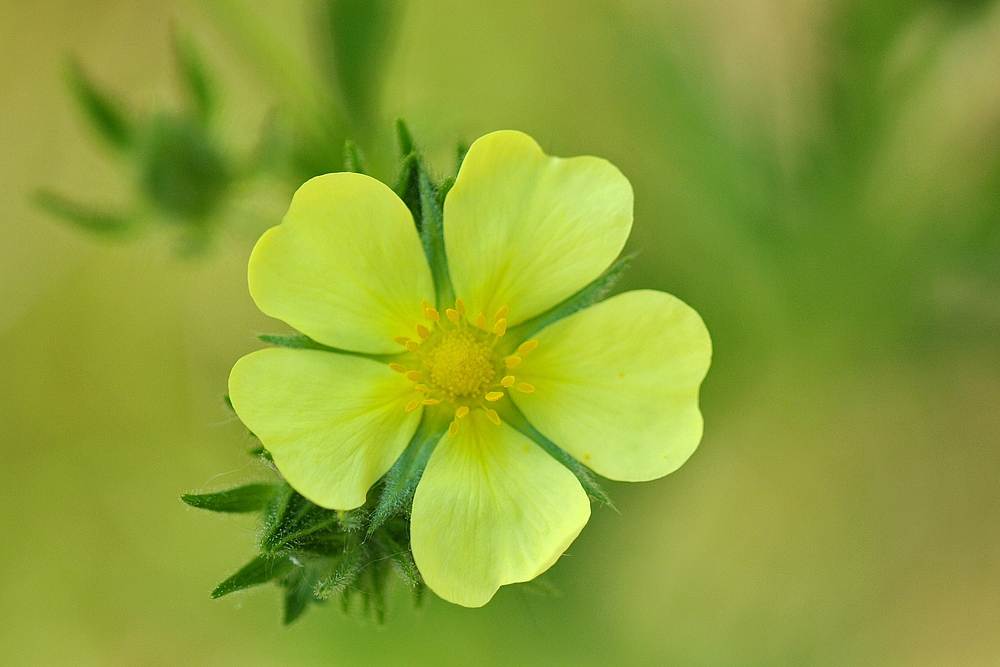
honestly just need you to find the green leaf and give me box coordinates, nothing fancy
[368,412,450,535]
[181,483,279,513]
[33,190,135,236]
[494,400,613,506]
[65,57,133,149]
[506,254,635,344]
[211,555,294,598]
[172,27,216,120]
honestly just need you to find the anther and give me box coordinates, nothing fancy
[405,371,422,382]
[449,420,460,438]
[485,408,501,425]
[516,382,535,393]
[393,336,410,346]
[405,399,420,412]
[474,313,487,329]
[415,324,431,339]
[492,319,507,336]
[501,375,515,387]
[421,299,433,312]
[485,391,504,402]
[422,398,440,406]
[406,341,420,352]
[455,298,467,315]
[505,356,522,369]
[389,363,407,373]
[425,307,440,322]
[446,308,460,323]
[415,384,429,393]
[518,340,539,356]
[494,305,509,320]
[456,406,469,418]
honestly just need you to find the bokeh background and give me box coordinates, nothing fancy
[2,0,999,665]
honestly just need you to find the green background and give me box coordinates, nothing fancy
[2,0,999,665]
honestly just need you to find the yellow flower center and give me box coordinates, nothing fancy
[388,298,540,437]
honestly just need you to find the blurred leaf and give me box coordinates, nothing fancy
[172,27,216,120]
[181,483,279,513]
[33,190,135,236]
[343,139,367,173]
[211,555,294,598]
[65,57,133,150]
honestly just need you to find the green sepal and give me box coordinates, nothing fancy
[181,483,279,513]
[494,399,613,506]
[211,555,294,598]
[65,57,133,150]
[171,26,216,120]
[256,332,397,362]
[395,117,414,157]
[367,411,450,535]
[417,164,456,308]
[260,486,342,554]
[505,253,636,345]
[518,574,561,597]
[33,190,135,236]
[343,139,367,174]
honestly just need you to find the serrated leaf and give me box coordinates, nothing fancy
[181,483,279,513]
[211,555,294,598]
[65,57,133,149]
[33,190,135,236]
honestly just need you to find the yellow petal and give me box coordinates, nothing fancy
[248,173,434,354]
[229,348,419,509]
[513,290,711,482]
[444,131,632,326]
[410,411,591,607]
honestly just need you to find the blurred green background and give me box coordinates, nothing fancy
[2,0,999,665]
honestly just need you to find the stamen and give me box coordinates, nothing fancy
[405,399,420,412]
[405,371,422,382]
[406,340,420,352]
[517,340,539,356]
[516,382,535,393]
[422,398,440,406]
[425,307,440,322]
[492,319,507,336]
[449,420,460,438]
[455,406,469,418]
[455,298,467,315]
[485,408,501,425]
[505,356,522,369]
[389,363,407,373]
[393,336,410,346]
[421,300,433,311]
[415,324,431,339]
[501,375,515,387]
[485,391,504,401]
[474,313,487,329]
[446,308,460,323]
[415,384,429,393]
[494,305,509,320]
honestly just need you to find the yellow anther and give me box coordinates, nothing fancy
[517,340,539,356]
[485,408,501,425]
[415,324,431,339]
[405,399,420,412]
[422,398,440,406]
[415,384,429,393]
[421,299,433,312]
[456,406,469,418]
[405,371,422,382]
[393,336,410,346]
[492,319,507,336]
[446,308,460,323]
[389,363,408,373]
[425,307,440,322]
[449,420,460,438]
[485,391,504,402]
[455,298,467,315]
[406,340,420,352]
[516,382,535,393]
[501,375,515,387]
[474,313,487,329]
[494,305,509,320]
[505,355,522,369]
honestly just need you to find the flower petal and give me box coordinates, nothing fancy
[513,290,712,482]
[410,410,591,607]
[228,347,420,509]
[249,173,434,354]
[444,130,633,326]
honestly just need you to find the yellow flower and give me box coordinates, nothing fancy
[228,130,712,607]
